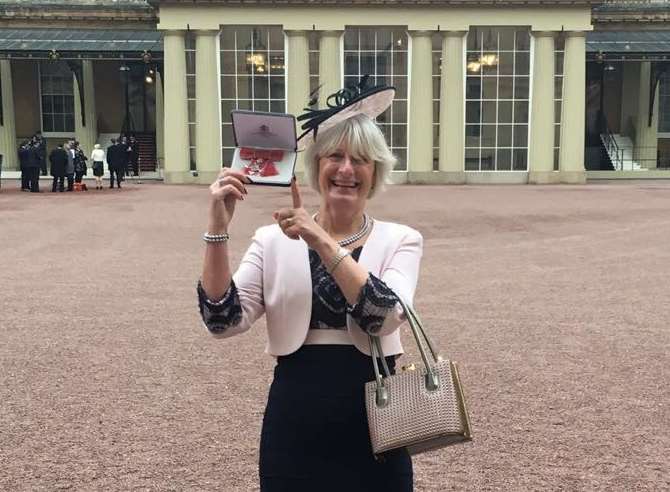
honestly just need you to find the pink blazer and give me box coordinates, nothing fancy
[209,219,423,357]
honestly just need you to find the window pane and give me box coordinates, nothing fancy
[514,125,528,147]
[513,149,528,170]
[514,76,529,99]
[64,114,74,132]
[222,124,235,147]
[54,95,64,113]
[465,125,481,147]
[498,100,513,123]
[482,125,496,147]
[393,77,407,99]
[360,30,375,50]
[515,52,530,75]
[497,125,512,147]
[465,148,479,170]
[270,100,285,113]
[269,53,285,75]
[499,29,515,51]
[392,126,406,148]
[514,101,529,123]
[269,28,283,50]
[344,52,359,74]
[393,100,407,124]
[515,30,531,51]
[466,77,481,99]
[499,51,514,76]
[481,147,495,170]
[253,100,269,112]
[482,101,496,124]
[466,101,481,124]
[222,148,234,166]
[393,52,408,75]
[482,77,497,100]
[496,149,512,170]
[221,51,235,74]
[221,76,236,99]
[41,96,53,113]
[394,149,407,170]
[498,77,513,100]
[269,77,284,99]
[220,100,234,122]
[253,75,269,100]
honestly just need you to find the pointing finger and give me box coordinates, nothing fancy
[291,177,303,209]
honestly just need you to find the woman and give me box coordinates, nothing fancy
[73,141,88,184]
[90,144,105,190]
[198,85,422,491]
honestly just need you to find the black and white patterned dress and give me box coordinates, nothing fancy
[197,246,413,492]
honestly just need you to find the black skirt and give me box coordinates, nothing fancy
[259,344,413,492]
[93,161,104,177]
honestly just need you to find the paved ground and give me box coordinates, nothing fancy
[1,179,669,491]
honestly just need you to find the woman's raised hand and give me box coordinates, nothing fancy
[273,178,323,246]
[208,168,249,232]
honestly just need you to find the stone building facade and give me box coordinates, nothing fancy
[0,0,669,183]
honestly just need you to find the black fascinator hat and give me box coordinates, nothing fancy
[296,75,395,149]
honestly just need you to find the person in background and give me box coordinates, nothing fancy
[73,141,88,185]
[25,139,42,193]
[33,131,47,176]
[18,140,31,191]
[128,135,139,176]
[49,143,68,192]
[107,138,123,189]
[119,135,130,178]
[64,141,75,192]
[90,144,105,190]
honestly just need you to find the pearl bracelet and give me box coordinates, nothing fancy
[203,232,230,243]
[326,247,350,274]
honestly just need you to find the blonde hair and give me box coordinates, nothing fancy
[303,114,396,198]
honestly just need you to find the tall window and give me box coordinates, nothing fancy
[465,27,531,171]
[432,33,442,171]
[40,61,74,133]
[660,71,670,134]
[220,26,286,165]
[309,32,320,96]
[554,34,565,170]
[185,31,196,170]
[344,27,408,170]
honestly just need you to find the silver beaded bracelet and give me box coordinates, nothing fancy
[326,247,351,274]
[203,232,230,243]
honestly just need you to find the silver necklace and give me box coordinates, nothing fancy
[313,213,373,247]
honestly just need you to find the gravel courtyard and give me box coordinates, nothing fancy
[1,179,668,491]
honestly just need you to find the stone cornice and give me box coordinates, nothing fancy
[0,3,157,27]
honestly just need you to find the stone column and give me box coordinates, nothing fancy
[635,61,658,169]
[407,31,433,181]
[0,59,17,170]
[163,30,190,183]
[319,31,342,108]
[74,72,84,146]
[528,32,556,184]
[559,32,586,184]
[439,31,466,183]
[155,71,165,173]
[195,30,222,181]
[285,30,310,175]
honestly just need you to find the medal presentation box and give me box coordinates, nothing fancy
[230,110,298,187]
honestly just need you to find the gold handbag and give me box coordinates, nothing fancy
[365,299,472,457]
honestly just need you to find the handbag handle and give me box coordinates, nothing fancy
[369,298,442,408]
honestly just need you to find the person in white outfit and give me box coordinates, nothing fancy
[90,144,106,190]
